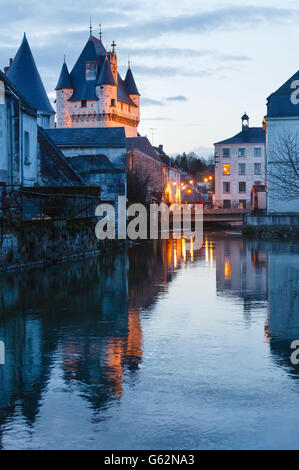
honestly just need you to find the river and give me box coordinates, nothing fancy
[0,233,299,449]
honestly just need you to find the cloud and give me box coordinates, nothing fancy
[166,95,188,102]
[142,117,172,121]
[141,97,165,106]
[132,64,212,77]
[105,6,298,41]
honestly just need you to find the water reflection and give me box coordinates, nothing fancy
[0,235,298,449]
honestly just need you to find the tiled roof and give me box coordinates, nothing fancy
[127,136,163,163]
[45,127,127,147]
[55,61,73,90]
[214,127,265,145]
[38,127,84,185]
[7,34,54,114]
[125,67,140,95]
[266,70,299,118]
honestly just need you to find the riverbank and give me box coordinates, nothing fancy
[0,219,127,275]
[243,224,299,240]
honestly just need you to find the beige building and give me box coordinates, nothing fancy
[214,114,266,209]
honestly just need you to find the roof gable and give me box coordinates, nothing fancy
[7,34,54,114]
[214,127,265,145]
[127,136,162,163]
[267,70,299,118]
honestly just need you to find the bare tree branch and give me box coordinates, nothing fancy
[268,129,299,200]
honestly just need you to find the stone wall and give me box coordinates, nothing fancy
[0,220,115,273]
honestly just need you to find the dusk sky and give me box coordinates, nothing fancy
[1,0,299,155]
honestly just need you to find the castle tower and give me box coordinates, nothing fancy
[55,31,141,136]
[95,55,117,127]
[55,58,73,128]
[6,33,55,128]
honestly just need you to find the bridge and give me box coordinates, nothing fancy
[202,208,248,226]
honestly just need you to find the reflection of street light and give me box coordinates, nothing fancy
[173,181,176,185]
[189,180,193,184]
[187,189,192,194]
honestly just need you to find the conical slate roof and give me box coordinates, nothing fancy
[125,67,139,95]
[55,61,73,90]
[69,35,106,101]
[266,70,299,118]
[96,56,116,86]
[7,33,54,114]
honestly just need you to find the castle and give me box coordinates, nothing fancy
[55,30,140,137]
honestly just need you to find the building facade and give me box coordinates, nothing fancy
[214,114,266,209]
[265,70,299,214]
[45,127,127,207]
[55,33,140,138]
[0,70,38,187]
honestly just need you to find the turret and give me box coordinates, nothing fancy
[7,33,55,128]
[242,112,249,130]
[110,41,118,85]
[124,61,140,107]
[55,58,73,128]
[95,55,117,125]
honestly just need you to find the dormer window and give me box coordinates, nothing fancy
[81,100,87,108]
[111,99,116,107]
[85,62,97,80]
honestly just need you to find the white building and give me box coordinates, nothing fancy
[214,114,266,209]
[266,71,299,214]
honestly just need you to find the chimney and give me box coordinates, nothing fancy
[4,58,13,74]
[159,144,163,152]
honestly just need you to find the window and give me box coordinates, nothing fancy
[239,163,246,175]
[223,200,231,209]
[85,62,97,80]
[111,99,116,107]
[238,148,246,157]
[239,200,247,209]
[223,182,230,193]
[254,147,261,157]
[254,163,262,175]
[239,182,246,193]
[223,164,230,175]
[81,100,87,108]
[24,131,30,165]
[121,102,123,110]
[222,148,230,157]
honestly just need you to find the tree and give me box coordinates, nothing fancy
[268,130,299,200]
[127,170,150,205]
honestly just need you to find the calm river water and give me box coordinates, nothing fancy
[0,233,299,449]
